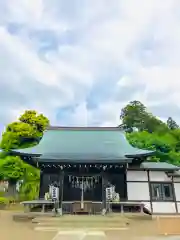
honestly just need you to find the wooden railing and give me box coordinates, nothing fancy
[109,201,145,214]
[21,200,148,215]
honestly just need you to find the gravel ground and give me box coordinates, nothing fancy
[0,211,55,240]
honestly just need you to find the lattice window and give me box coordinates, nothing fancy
[150,183,174,201]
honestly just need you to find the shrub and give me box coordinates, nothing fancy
[0,191,5,197]
[7,196,16,204]
[0,197,9,205]
[19,181,39,201]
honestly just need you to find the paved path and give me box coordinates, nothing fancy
[137,237,180,240]
[48,229,180,240]
[51,231,180,240]
[52,230,106,240]
[1,211,180,240]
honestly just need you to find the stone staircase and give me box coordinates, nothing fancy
[32,214,130,231]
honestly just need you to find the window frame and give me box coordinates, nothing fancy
[150,182,175,202]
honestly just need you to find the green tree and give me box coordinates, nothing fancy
[0,156,26,196]
[19,110,49,132]
[0,156,25,182]
[120,100,168,133]
[120,100,147,132]
[169,129,180,152]
[127,130,180,165]
[167,117,179,130]
[1,110,49,150]
[0,110,49,198]
[19,163,40,201]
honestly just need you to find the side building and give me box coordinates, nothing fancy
[9,126,180,215]
[127,161,180,214]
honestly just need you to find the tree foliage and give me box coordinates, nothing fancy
[120,100,168,133]
[121,101,180,166]
[120,101,147,132]
[1,110,49,151]
[0,156,25,182]
[19,110,49,132]
[0,110,49,197]
[167,117,179,130]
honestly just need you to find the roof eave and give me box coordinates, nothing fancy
[141,167,180,171]
[10,149,41,157]
[38,157,133,164]
[125,150,156,158]
[167,171,180,177]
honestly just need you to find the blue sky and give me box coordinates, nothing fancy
[0,0,180,130]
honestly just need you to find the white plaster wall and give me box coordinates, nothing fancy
[127,182,150,201]
[149,171,171,182]
[152,202,176,213]
[173,177,180,182]
[176,203,180,213]
[174,183,180,201]
[127,170,148,181]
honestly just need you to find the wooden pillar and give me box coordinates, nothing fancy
[147,170,153,213]
[59,171,64,214]
[172,176,178,213]
[39,170,44,199]
[101,173,107,214]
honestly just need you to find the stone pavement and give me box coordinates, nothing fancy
[48,229,180,240]
[137,237,180,240]
[52,230,106,240]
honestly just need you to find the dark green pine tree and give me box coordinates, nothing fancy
[120,100,168,133]
[167,117,179,130]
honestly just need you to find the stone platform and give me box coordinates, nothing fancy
[31,213,151,230]
[33,214,129,229]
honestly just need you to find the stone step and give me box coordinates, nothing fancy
[36,221,128,228]
[34,226,128,232]
[33,219,128,224]
[32,214,130,229]
[32,215,129,223]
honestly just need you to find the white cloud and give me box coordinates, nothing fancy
[0,0,180,129]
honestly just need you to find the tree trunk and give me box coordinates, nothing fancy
[6,181,17,198]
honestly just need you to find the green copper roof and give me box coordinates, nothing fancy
[11,127,155,162]
[168,170,180,177]
[140,162,180,171]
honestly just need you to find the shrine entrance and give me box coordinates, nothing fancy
[63,174,102,202]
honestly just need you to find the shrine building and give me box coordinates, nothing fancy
[10,127,180,215]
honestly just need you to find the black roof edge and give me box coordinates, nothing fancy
[10,150,41,157]
[142,168,179,171]
[38,159,132,163]
[46,126,122,131]
[125,152,155,158]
